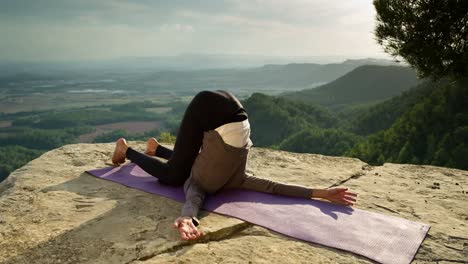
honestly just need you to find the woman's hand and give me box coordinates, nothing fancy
[173,217,203,240]
[315,188,357,206]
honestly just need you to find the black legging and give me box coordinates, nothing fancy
[125,90,247,186]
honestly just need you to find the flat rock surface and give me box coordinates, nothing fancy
[0,143,466,263]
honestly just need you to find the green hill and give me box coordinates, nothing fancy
[244,77,467,171]
[282,65,420,109]
[135,59,399,95]
[349,79,446,135]
[277,128,361,156]
[236,61,368,88]
[348,80,468,169]
[242,93,339,147]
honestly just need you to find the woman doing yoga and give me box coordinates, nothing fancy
[111,90,357,241]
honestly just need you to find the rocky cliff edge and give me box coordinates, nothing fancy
[0,143,466,263]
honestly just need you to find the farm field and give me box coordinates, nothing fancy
[0,80,186,181]
[78,121,164,142]
[0,92,178,113]
[0,121,12,128]
[146,107,172,114]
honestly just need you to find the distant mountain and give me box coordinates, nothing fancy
[136,60,403,96]
[341,58,401,66]
[282,65,420,109]
[238,62,362,88]
[0,55,396,75]
[0,57,401,97]
[97,55,398,71]
[249,58,399,86]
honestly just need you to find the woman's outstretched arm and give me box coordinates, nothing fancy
[172,174,357,240]
[241,175,357,206]
[173,176,205,240]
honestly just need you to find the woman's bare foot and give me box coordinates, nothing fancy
[145,137,159,156]
[112,138,128,165]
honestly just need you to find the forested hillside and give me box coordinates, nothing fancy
[243,77,467,170]
[240,65,442,164]
[242,93,338,146]
[0,101,185,182]
[282,65,419,109]
[0,146,43,182]
[348,79,447,135]
[348,80,468,169]
[277,128,360,156]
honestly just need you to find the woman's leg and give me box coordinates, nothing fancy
[112,138,177,184]
[121,90,247,186]
[156,144,173,159]
[166,90,247,182]
[146,137,173,160]
[125,147,176,182]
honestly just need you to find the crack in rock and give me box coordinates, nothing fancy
[443,244,464,252]
[417,258,467,263]
[329,164,375,188]
[133,222,253,262]
[372,203,400,214]
[448,235,468,241]
[329,172,365,188]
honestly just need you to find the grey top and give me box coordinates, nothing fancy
[181,130,314,218]
[181,174,207,217]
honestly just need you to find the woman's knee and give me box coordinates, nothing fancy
[192,90,218,105]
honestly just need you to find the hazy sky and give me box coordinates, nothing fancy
[1,0,391,61]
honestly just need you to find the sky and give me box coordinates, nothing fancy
[0,0,391,62]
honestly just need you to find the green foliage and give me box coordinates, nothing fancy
[0,100,182,181]
[374,0,468,80]
[282,65,419,109]
[245,78,467,171]
[158,132,176,144]
[349,80,468,169]
[278,128,361,156]
[243,93,338,146]
[349,79,446,135]
[0,146,43,182]
[12,107,161,129]
[0,125,93,182]
[243,93,364,157]
[162,102,187,134]
[109,100,160,112]
[0,127,91,150]
[354,0,468,170]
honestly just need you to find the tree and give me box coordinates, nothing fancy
[374,0,468,80]
[279,128,361,156]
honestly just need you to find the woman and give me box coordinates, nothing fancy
[112,90,357,241]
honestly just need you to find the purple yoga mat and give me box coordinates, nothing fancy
[86,163,430,264]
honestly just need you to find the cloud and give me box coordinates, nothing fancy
[160,24,194,33]
[0,0,389,61]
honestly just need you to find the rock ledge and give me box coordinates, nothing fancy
[0,143,467,263]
